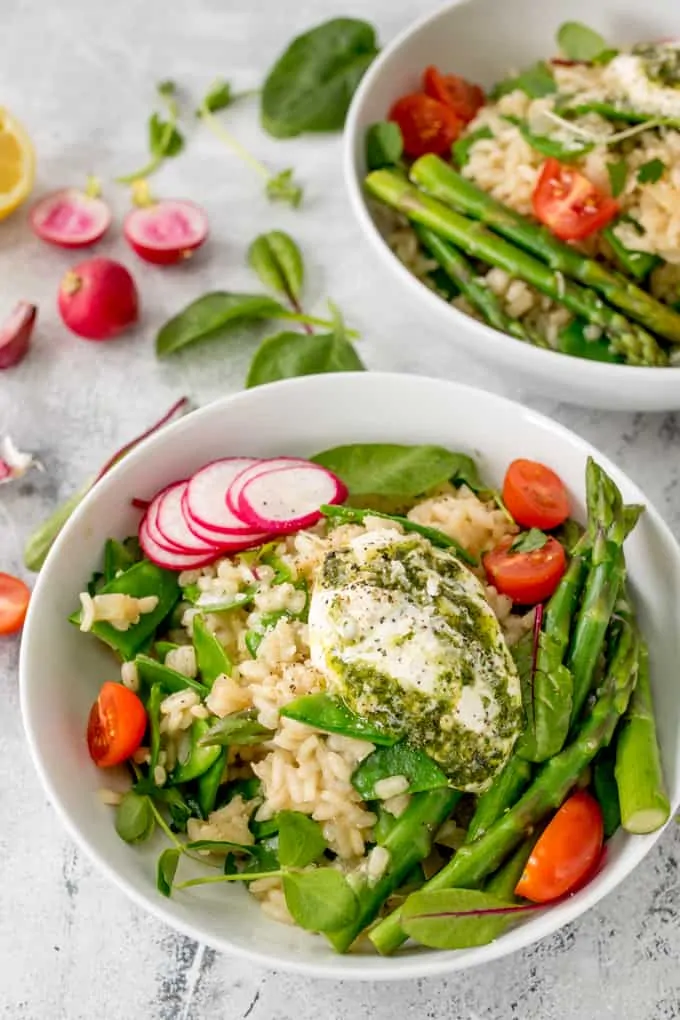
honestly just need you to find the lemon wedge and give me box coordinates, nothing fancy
[0,108,35,220]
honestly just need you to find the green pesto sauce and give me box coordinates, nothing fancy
[633,44,680,88]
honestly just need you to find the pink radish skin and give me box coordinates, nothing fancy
[30,189,112,248]
[154,481,222,555]
[185,457,269,536]
[226,457,317,520]
[58,257,139,340]
[144,489,192,555]
[0,301,37,369]
[124,200,209,265]
[237,463,347,533]
[139,516,219,571]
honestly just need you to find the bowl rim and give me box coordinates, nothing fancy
[342,0,680,382]
[19,371,678,980]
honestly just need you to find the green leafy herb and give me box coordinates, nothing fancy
[602,221,660,281]
[351,742,450,800]
[248,231,304,303]
[637,158,665,184]
[606,159,628,198]
[556,22,608,62]
[365,121,403,171]
[282,870,359,932]
[246,326,365,388]
[452,126,493,168]
[277,811,327,868]
[196,710,274,748]
[117,81,184,184]
[115,791,156,844]
[491,62,557,100]
[311,443,468,497]
[510,528,549,553]
[261,18,379,138]
[401,888,539,949]
[198,79,303,207]
[156,293,286,358]
[280,692,399,745]
[157,848,181,898]
[192,614,232,686]
[504,116,593,161]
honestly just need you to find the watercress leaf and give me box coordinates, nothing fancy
[311,443,467,497]
[246,330,365,388]
[452,126,493,168]
[261,18,379,138]
[148,112,184,158]
[265,168,303,207]
[491,61,557,100]
[186,839,257,855]
[637,158,665,184]
[401,888,538,949]
[556,22,608,62]
[156,292,287,357]
[248,231,305,301]
[282,869,359,932]
[157,847,181,898]
[280,692,399,745]
[606,159,628,198]
[197,710,274,748]
[510,528,548,553]
[365,120,403,170]
[115,791,156,844]
[277,811,327,868]
[157,80,177,98]
[201,79,234,115]
[250,816,279,840]
[351,742,449,799]
[242,837,281,874]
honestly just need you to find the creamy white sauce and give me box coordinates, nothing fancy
[604,53,680,118]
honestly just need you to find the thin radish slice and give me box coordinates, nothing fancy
[185,457,269,536]
[140,516,219,571]
[226,457,317,519]
[155,481,222,555]
[237,463,347,533]
[30,189,112,248]
[124,200,209,265]
[144,488,191,555]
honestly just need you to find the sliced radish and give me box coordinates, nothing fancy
[0,301,36,369]
[236,463,347,533]
[226,457,317,520]
[124,200,209,265]
[30,188,112,248]
[185,458,269,536]
[155,481,222,556]
[140,516,219,571]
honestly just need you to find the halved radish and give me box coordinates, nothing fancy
[139,517,220,571]
[124,200,209,265]
[185,458,269,536]
[30,189,112,248]
[0,301,36,369]
[155,481,221,556]
[226,457,317,519]
[236,463,347,533]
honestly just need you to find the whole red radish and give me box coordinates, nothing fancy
[58,257,139,340]
[124,199,209,265]
[30,188,112,248]
[0,301,37,369]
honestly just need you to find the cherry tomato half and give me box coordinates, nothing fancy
[423,66,485,124]
[503,458,570,530]
[532,158,619,241]
[0,572,30,635]
[87,681,147,768]
[388,93,464,158]
[515,791,604,903]
[484,535,567,604]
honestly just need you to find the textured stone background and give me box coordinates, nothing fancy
[2,0,680,1016]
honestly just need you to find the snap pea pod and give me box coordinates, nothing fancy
[603,223,661,282]
[170,718,223,784]
[198,748,228,818]
[104,538,139,583]
[192,614,232,686]
[279,693,399,746]
[147,683,164,775]
[135,654,210,697]
[197,710,273,748]
[154,640,179,661]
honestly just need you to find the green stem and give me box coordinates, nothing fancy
[199,101,270,180]
[177,869,284,889]
[117,91,179,185]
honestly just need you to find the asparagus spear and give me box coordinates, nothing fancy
[614,642,670,834]
[369,616,639,955]
[466,755,532,842]
[412,223,541,345]
[365,170,668,367]
[409,155,680,346]
[484,836,536,901]
[592,746,622,839]
[326,787,460,953]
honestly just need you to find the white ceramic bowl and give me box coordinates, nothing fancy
[20,373,680,980]
[344,0,680,411]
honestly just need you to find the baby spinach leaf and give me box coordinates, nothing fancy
[606,159,628,198]
[637,158,665,184]
[510,528,548,553]
[452,126,493,168]
[448,453,486,493]
[491,62,557,100]
[282,869,359,932]
[556,22,608,62]
[401,888,539,949]
[246,328,365,388]
[197,710,274,748]
[365,121,403,170]
[261,18,379,138]
[280,692,399,745]
[248,231,305,302]
[115,791,156,844]
[157,848,181,898]
[156,292,286,357]
[192,614,232,686]
[277,811,327,868]
[311,443,466,497]
[351,742,449,800]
